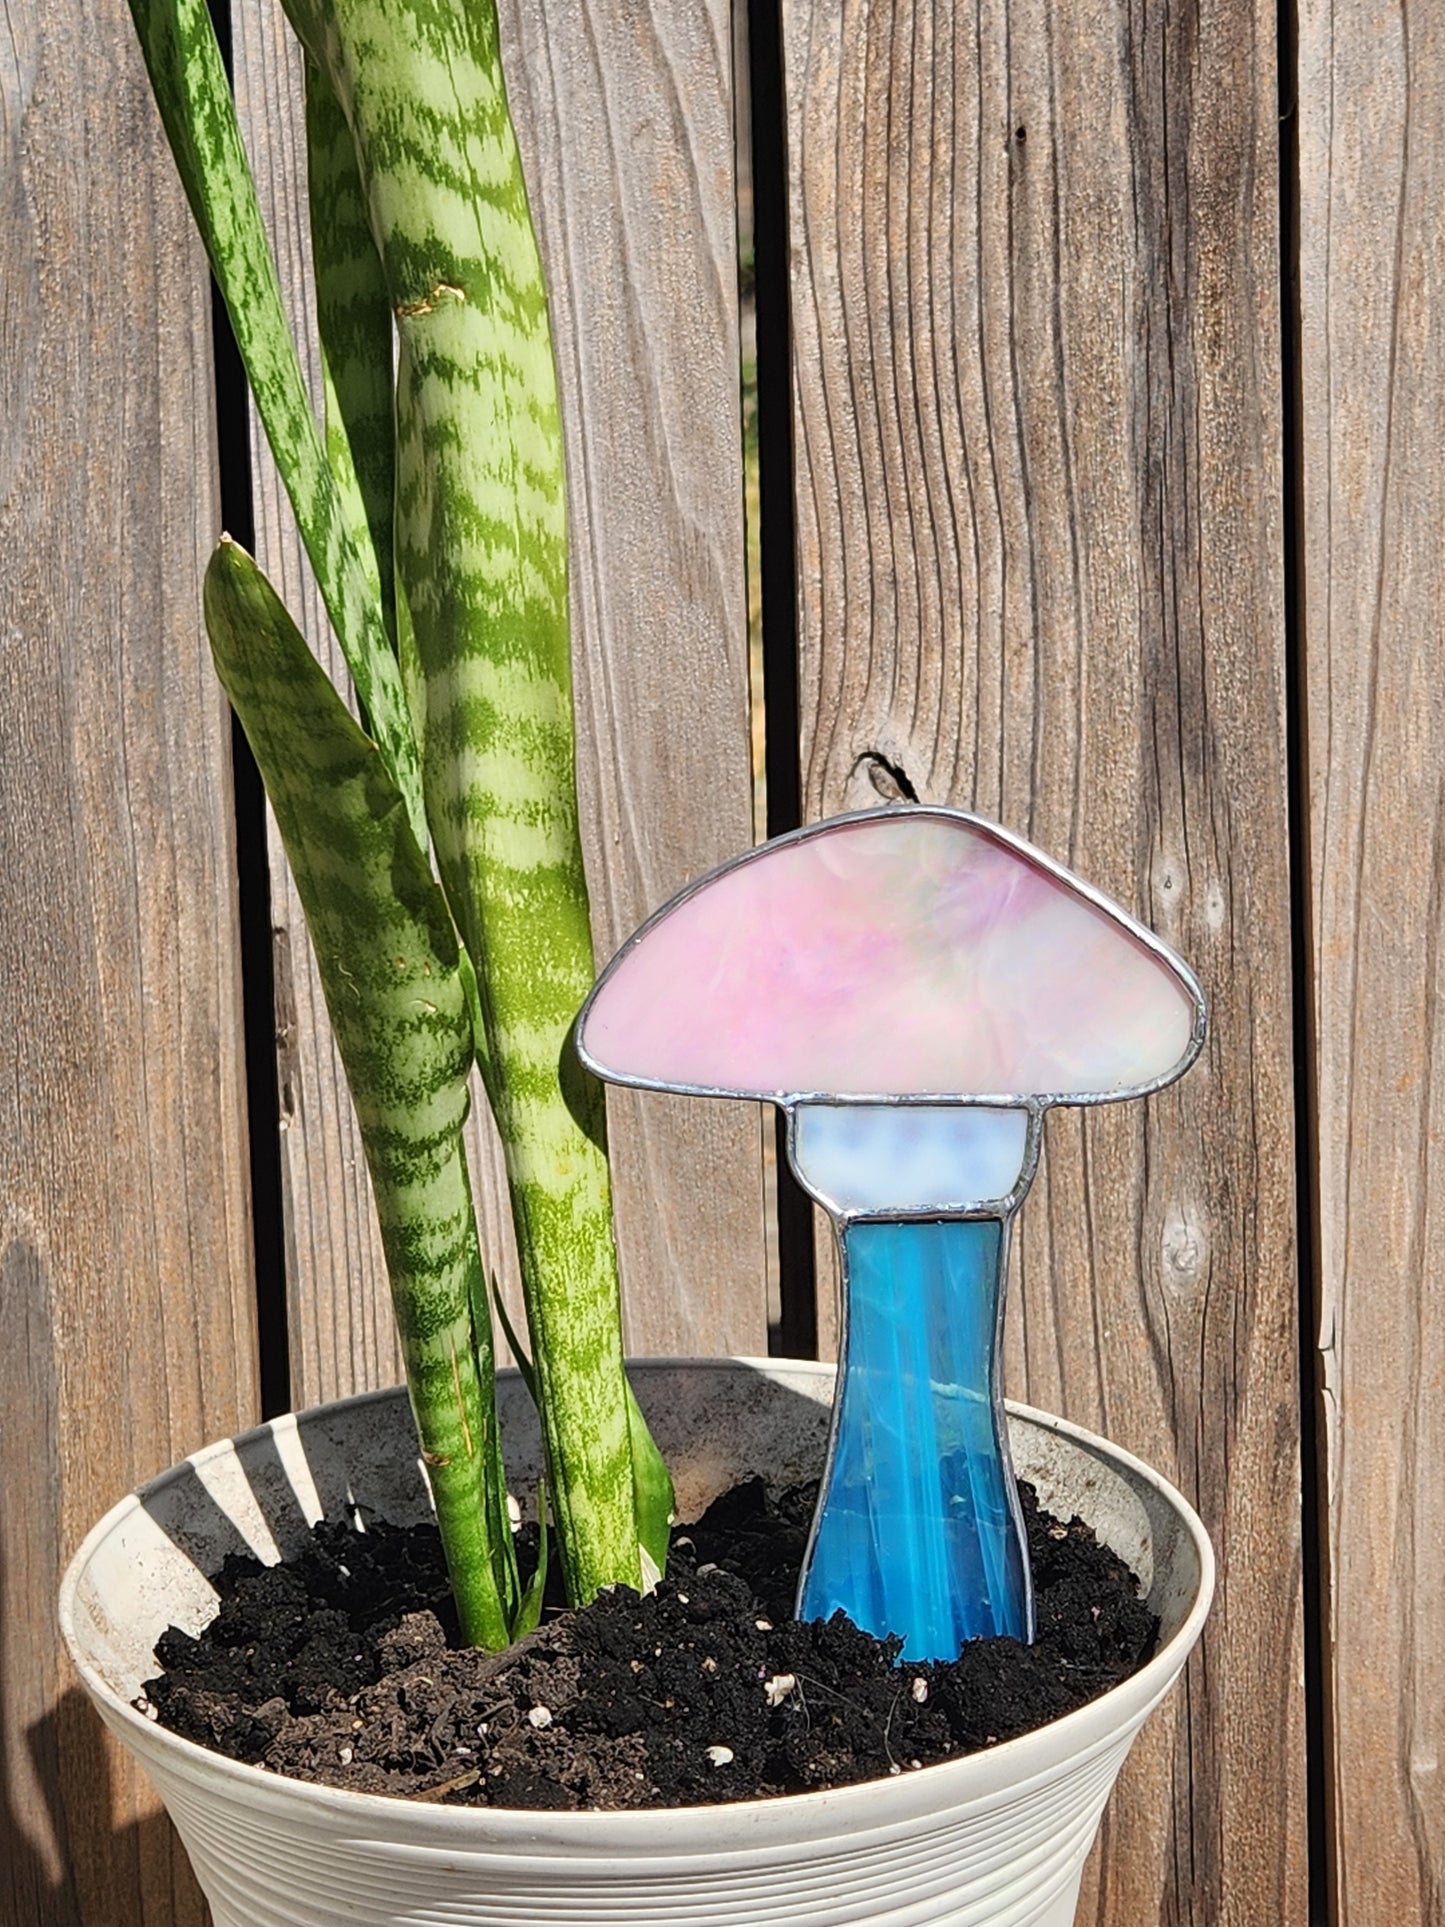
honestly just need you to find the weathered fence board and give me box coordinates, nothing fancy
[0,2,258,1922]
[1300,2,1445,1918]
[232,0,766,1400]
[781,1,1306,1920]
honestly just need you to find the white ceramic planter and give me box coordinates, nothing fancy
[61,1359,1212,1927]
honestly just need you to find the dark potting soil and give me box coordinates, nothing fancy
[138,1481,1157,1810]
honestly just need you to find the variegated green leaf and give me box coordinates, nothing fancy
[511,1484,549,1639]
[126,0,424,847]
[496,1278,672,1587]
[627,1383,674,1584]
[203,536,516,1649]
[305,53,397,646]
[284,0,663,1604]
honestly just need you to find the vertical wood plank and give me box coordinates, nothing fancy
[1299,3,1445,1918]
[781,1,1305,1919]
[231,2,765,1383]
[0,0,258,1919]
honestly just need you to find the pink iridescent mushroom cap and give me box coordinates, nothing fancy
[577,808,1204,1105]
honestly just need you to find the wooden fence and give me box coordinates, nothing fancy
[0,0,1439,1920]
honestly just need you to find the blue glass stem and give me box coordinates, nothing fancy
[798,1217,1034,1659]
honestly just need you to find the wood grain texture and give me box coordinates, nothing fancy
[0,0,258,1919]
[781,1,1305,1919]
[1299,3,1445,1918]
[232,0,765,1387]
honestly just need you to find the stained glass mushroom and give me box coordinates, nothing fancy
[577,808,1205,1661]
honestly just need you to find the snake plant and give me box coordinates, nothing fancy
[128,0,672,1647]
